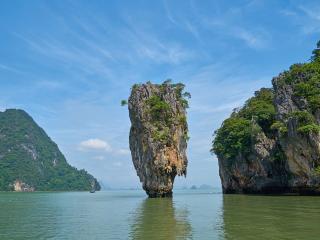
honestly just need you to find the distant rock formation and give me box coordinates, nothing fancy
[213,41,320,194]
[128,81,190,197]
[0,109,100,191]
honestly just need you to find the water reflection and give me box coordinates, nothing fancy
[222,195,320,240]
[130,198,192,240]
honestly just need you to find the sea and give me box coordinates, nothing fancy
[0,189,319,239]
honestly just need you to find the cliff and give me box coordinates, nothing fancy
[0,109,100,191]
[128,80,190,197]
[212,41,320,194]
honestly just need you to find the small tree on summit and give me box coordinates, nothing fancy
[121,100,128,106]
[311,40,320,62]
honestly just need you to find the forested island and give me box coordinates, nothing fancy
[212,41,320,195]
[0,109,100,191]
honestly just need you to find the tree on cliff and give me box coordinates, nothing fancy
[312,40,320,62]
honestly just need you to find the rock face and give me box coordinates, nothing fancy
[0,109,101,191]
[128,81,189,197]
[213,43,320,194]
[13,180,34,192]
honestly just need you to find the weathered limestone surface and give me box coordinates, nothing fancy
[128,82,188,197]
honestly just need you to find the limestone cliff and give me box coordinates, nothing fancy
[213,41,320,194]
[128,81,190,197]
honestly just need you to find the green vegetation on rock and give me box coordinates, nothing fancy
[0,109,100,191]
[143,80,190,145]
[213,41,320,162]
[212,88,276,160]
[212,117,252,160]
[279,42,320,113]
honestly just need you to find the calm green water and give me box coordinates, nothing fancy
[0,189,319,239]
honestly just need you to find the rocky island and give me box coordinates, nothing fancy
[0,109,100,191]
[212,41,320,195]
[127,80,190,197]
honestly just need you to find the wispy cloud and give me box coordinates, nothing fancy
[298,5,320,34]
[300,5,320,21]
[14,33,115,79]
[163,0,178,25]
[280,4,320,35]
[233,27,269,49]
[0,63,24,74]
[121,15,195,64]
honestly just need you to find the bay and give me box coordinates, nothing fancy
[0,189,319,239]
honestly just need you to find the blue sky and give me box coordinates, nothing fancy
[0,0,319,188]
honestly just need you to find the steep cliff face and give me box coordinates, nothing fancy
[273,70,320,192]
[213,42,320,194]
[128,81,189,197]
[0,109,100,191]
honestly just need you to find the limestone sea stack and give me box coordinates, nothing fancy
[212,41,320,195]
[128,80,190,197]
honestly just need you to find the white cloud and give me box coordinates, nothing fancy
[234,28,268,49]
[79,138,112,152]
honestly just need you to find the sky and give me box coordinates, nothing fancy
[0,0,319,189]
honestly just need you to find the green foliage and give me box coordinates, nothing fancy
[238,88,276,131]
[212,40,320,163]
[131,83,140,90]
[270,121,288,135]
[289,110,314,125]
[182,92,191,99]
[212,88,278,161]
[280,42,320,112]
[171,82,191,108]
[163,79,172,85]
[314,166,320,176]
[294,74,320,112]
[146,95,171,124]
[287,110,320,135]
[151,127,170,143]
[177,114,187,125]
[311,40,320,62]
[297,124,320,134]
[121,100,128,106]
[142,80,190,145]
[212,117,252,159]
[0,109,100,191]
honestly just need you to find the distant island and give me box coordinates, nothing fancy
[0,109,100,192]
[212,41,320,195]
